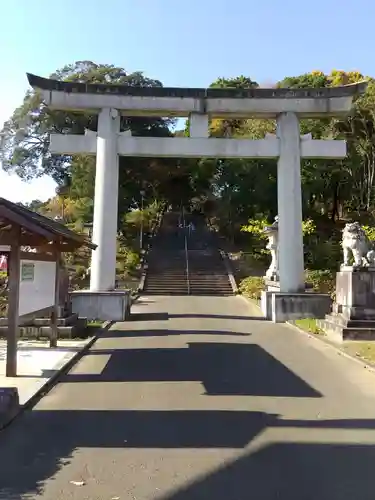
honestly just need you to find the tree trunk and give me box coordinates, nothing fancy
[331,181,339,222]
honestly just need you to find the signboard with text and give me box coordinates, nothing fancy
[21,263,35,282]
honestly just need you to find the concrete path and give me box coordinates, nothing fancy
[1,296,375,499]
[0,339,92,405]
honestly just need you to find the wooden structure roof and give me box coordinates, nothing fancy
[0,197,96,251]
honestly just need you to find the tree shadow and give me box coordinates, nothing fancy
[132,300,155,306]
[1,412,375,499]
[63,342,321,398]
[159,441,375,500]
[0,410,268,499]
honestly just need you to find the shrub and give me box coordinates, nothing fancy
[239,276,264,301]
[241,217,316,238]
[241,218,269,238]
[69,265,89,290]
[123,200,163,234]
[363,225,375,241]
[306,269,335,298]
[116,247,141,277]
[124,249,140,273]
[304,236,342,271]
[295,318,324,335]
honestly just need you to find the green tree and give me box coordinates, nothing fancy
[278,70,369,221]
[1,61,176,220]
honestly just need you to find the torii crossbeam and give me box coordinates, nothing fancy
[50,131,346,159]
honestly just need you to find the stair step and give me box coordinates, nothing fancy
[145,292,233,296]
[143,218,235,295]
[324,315,375,329]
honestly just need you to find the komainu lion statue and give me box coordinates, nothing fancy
[342,222,375,268]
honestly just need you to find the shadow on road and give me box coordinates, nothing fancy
[159,440,375,500]
[1,412,375,499]
[106,328,250,338]
[63,342,321,398]
[167,313,265,321]
[128,312,263,321]
[131,300,155,307]
[130,312,170,321]
[1,326,371,499]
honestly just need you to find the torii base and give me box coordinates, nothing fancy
[70,290,131,322]
[261,280,331,322]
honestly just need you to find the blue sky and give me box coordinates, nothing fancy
[1,0,374,202]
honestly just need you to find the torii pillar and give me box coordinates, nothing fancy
[276,112,305,293]
[90,108,120,291]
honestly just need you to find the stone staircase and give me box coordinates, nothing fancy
[143,212,234,296]
[188,249,233,296]
[317,312,375,341]
[143,213,187,295]
[144,251,188,295]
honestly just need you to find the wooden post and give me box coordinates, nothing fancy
[50,247,60,348]
[6,227,21,377]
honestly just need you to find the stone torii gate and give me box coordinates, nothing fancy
[27,75,366,314]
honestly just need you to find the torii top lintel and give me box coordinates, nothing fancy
[27,73,368,119]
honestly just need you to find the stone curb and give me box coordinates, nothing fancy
[0,320,113,431]
[286,321,375,375]
[237,293,375,374]
[236,294,262,310]
[131,294,140,304]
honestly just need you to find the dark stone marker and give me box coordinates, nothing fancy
[0,387,19,429]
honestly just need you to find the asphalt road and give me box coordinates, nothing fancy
[1,295,375,499]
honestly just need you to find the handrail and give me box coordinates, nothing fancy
[184,230,190,295]
[137,204,166,293]
[219,249,239,294]
[182,207,190,295]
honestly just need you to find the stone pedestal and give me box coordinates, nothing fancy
[271,292,332,323]
[318,268,375,341]
[261,279,330,322]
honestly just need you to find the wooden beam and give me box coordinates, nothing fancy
[50,247,60,348]
[6,227,21,377]
[0,232,49,247]
[0,206,54,240]
[20,251,55,262]
[56,243,83,252]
